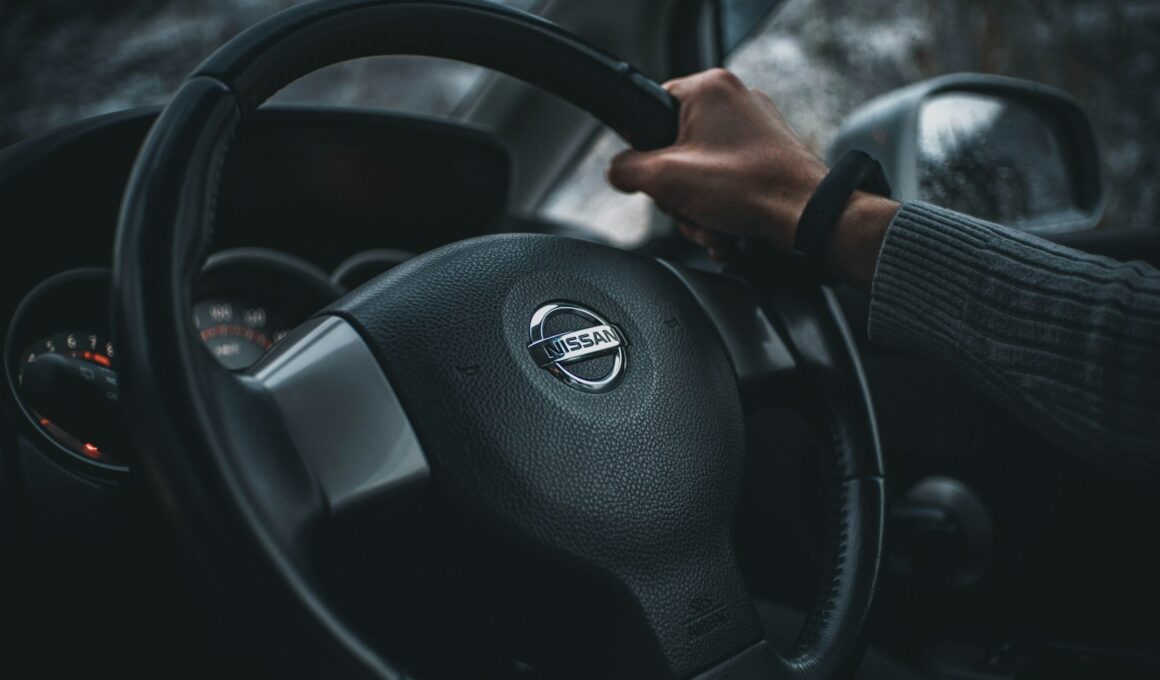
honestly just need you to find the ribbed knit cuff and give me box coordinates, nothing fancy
[868,201,990,355]
[867,201,1160,475]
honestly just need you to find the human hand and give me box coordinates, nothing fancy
[606,68,829,258]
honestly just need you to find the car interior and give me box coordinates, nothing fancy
[2,1,1158,678]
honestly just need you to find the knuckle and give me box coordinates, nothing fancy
[704,68,744,91]
[662,75,690,96]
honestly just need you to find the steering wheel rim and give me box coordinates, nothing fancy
[111,1,884,678]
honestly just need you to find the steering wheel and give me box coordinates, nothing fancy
[112,1,883,678]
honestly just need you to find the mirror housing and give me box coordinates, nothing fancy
[829,74,1104,233]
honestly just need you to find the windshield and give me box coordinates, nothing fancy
[6,0,1157,236]
[0,0,537,147]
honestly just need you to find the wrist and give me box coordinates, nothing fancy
[758,169,828,252]
[823,192,900,292]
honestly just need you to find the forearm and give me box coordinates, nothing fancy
[866,202,1160,476]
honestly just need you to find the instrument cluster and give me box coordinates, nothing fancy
[3,247,412,475]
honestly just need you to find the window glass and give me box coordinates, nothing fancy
[916,93,1081,228]
[725,0,1159,230]
[544,0,1159,242]
[720,0,781,51]
[0,0,538,147]
[539,131,656,247]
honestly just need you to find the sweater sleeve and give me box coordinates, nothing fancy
[868,201,1160,479]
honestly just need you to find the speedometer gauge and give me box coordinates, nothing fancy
[19,331,115,371]
[194,299,289,370]
[18,331,121,464]
[4,269,130,472]
[195,248,342,370]
[5,252,342,473]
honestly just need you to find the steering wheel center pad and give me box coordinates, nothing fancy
[330,233,761,673]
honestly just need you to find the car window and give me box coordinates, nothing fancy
[544,0,1160,242]
[726,0,1160,234]
[0,0,538,148]
[720,0,782,51]
[540,130,658,247]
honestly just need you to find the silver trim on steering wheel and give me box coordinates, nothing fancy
[250,316,429,514]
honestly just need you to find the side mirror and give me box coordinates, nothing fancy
[829,74,1104,233]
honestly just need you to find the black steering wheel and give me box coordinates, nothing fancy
[112,1,883,678]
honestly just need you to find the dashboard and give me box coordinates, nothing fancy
[4,247,410,473]
[0,106,512,480]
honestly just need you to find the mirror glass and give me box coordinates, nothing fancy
[917,92,1084,232]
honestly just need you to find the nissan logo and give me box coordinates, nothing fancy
[527,303,626,392]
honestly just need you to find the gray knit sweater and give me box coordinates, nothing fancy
[868,202,1160,478]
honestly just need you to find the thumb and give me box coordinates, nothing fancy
[607,148,669,195]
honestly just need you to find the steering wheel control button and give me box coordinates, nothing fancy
[527,303,627,393]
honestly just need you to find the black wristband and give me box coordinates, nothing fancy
[792,150,891,267]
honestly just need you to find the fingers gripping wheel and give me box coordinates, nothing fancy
[112,1,883,678]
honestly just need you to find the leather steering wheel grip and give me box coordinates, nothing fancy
[193,0,679,151]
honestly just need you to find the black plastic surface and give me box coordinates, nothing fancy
[333,234,762,677]
[658,263,797,399]
[670,254,886,678]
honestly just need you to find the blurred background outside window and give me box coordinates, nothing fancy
[3,0,1158,246]
[545,0,1160,245]
[0,0,535,145]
